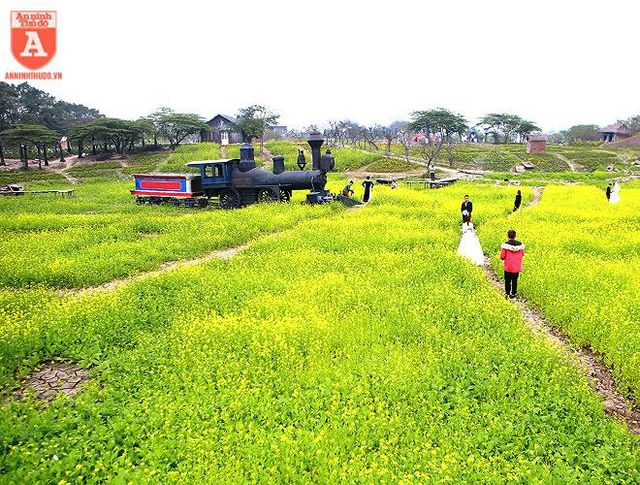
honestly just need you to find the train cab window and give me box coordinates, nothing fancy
[204,164,213,177]
[214,164,223,178]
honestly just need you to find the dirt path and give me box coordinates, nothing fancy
[483,186,640,434]
[260,146,273,170]
[57,156,81,185]
[554,153,581,172]
[529,186,543,206]
[60,243,248,297]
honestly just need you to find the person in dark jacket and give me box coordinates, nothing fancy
[605,183,612,201]
[513,190,522,212]
[461,195,472,220]
[362,176,374,203]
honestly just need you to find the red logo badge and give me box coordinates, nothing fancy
[11,11,57,70]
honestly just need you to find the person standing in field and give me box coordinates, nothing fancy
[500,229,525,300]
[461,194,473,220]
[362,176,374,203]
[513,190,522,212]
[457,213,485,265]
[609,181,621,204]
[605,183,612,201]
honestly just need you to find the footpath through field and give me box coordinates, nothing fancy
[481,186,640,434]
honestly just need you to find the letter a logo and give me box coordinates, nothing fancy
[11,11,57,70]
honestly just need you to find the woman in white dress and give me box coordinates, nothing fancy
[457,212,485,266]
[609,181,621,204]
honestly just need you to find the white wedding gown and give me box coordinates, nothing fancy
[610,182,621,204]
[457,222,485,266]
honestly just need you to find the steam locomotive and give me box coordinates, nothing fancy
[131,133,335,209]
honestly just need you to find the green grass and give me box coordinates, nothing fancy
[365,157,421,173]
[1,183,639,481]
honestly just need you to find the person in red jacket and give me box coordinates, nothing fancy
[500,229,525,299]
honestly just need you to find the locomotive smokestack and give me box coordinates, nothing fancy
[272,155,285,175]
[307,132,324,171]
[239,142,257,172]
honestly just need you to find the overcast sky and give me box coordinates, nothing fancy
[3,0,639,132]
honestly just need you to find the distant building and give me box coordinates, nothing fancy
[526,133,547,153]
[202,114,243,145]
[599,123,631,142]
[271,125,288,135]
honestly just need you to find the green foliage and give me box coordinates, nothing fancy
[0,82,101,132]
[157,112,209,147]
[483,185,640,401]
[0,170,66,185]
[1,123,59,147]
[232,105,279,143]
[0,180,340,288]
[477,114,540,143]
[365,157,420,172]
[1,184,639,481]
[155,143,222,173]
[408,108,467,139]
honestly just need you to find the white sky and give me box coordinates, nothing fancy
[3,0,639,132]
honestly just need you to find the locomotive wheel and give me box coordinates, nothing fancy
[198,198,209,208]
[279,190,291,203]
[219,189,241,209]
[257,188,278,203]
[135,197,145,205]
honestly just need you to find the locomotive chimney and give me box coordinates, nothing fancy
[239,142,257,172]
[306,132,324,171]
[272,155,285,175]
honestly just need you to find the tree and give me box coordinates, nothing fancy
[148,107,174,146]
[380,121,406,155]
[623,115,640,135]
[408,108,468,168]
[233,105,280,151]
[1,124,58,169]
[1,82,101,132]
[563,124,600,143]
[68,118,141,156]
[396,123,415,162]
[477,113,540,143]
[135,117,156,148]
[157,112,208,148]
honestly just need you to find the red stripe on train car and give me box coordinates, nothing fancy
[132,174,188,180]
[131,190,196,197]
[140,180,183,190]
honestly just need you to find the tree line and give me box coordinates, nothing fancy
[2,81,639,171]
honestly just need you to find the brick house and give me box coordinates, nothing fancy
[526,134,547,153]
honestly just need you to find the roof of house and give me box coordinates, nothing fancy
[206,114,237,125]
[599,122,631,135]
[528,134,548,142]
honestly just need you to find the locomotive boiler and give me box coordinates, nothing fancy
[131,132,335,209]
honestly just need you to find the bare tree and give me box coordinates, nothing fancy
[396,124,414,162]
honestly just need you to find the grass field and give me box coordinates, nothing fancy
[1,178,640,481]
